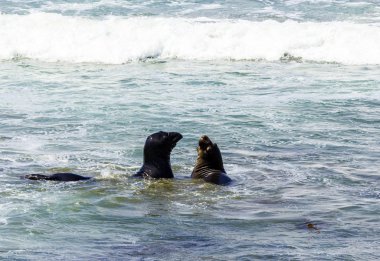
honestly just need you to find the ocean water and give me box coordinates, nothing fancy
[1,1,380,260]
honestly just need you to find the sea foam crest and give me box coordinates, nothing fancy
[0,13,379,65]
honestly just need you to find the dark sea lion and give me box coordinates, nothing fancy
[133,131,183,179]
[23,173,91,182]
[191,135,232,185]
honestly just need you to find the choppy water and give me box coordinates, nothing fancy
[1,1,380,260]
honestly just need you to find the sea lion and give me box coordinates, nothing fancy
[133,131,183,179]
[23,173,91,181]
[191,135,232,185]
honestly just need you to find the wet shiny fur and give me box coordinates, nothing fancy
[134,131,183,179]
[192,135,231,185]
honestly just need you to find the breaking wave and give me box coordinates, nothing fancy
[1,13,379,64]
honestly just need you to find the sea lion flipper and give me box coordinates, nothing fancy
[23,174,52,180]
[24,173,91,182]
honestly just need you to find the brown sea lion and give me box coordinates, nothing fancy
[133,131,183,179]
[191,135,232,185]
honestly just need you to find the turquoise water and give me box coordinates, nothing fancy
[1,1,380,260]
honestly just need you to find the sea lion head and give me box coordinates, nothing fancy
[197,135,224,170]
[144,131,183,159]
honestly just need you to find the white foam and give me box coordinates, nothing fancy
[1,13,380,65]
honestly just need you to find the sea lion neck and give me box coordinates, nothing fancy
[196,156,224,172]
[143,148,171,162]
[142,156,174,179]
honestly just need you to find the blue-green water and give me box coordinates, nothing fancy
[1,1,380,260]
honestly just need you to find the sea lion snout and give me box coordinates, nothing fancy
[199,135,212,150]
[168,132,183,144]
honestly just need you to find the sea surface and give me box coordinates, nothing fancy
[1,1,380,260]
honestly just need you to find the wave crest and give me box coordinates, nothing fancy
[1,13,379,64]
